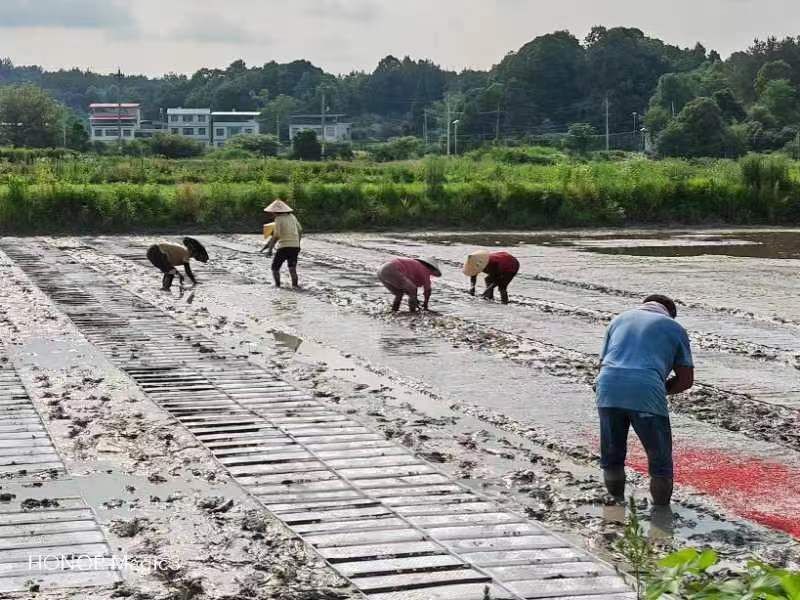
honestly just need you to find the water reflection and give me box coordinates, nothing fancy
[273,331,303,352]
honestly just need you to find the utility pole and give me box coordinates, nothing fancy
[276,113,281,142]
[446,102,451,156]
[452,120,461,155]
[495,102,501,144]
[671,101,676,118]
[604,95,610,152]
[320,88,326,159]
[116,68,123,147]
[423,110,429,146]
[632,112,638,134]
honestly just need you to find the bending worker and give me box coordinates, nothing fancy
[464,250,520,304]
[263,199,302,288]
[146,237,209,291]
[377,256,441,312]
[595,294,694,506]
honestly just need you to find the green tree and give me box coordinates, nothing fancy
[0,85,65,148]
[65,119,89,151]
[226,133,280,157]
[755,59,793,95]
[657,97,742,158]
[643,106,672,136]
[259,94,303,141]
[760,79,799,126]
[711,88,746,122]
[565,123,596,154]
[148,133,205,158]
[292,130,321,160]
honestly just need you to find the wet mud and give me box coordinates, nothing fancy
[2,229,800,596]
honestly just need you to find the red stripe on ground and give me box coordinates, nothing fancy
[626,444,800,538]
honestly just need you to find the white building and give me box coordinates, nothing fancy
[166,108,211,145]
[289,114,352,144]
[211,111,260,147]
[89,103,141,143]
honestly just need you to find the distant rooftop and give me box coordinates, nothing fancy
[212,111,260,117]
[90,103,140,108]
[167,107,211,113]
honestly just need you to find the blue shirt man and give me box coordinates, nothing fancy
[595,294,694,506]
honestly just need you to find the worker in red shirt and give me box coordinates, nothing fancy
[464,250,520,304]
[377,256,441,312]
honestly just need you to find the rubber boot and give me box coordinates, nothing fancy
[603,467,626,500]
[482,285,496,300]
[391,295,403,312]
[162,273,174,291]
[289,267,299,288]
[408,297,420,312]
[500,287,509,305]
[650,477,673,506]
[272,269,281,288]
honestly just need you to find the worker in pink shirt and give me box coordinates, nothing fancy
[377,256,442,312]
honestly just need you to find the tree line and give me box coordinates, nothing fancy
[1,27,800,158]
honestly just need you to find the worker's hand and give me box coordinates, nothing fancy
[266,250,273,258]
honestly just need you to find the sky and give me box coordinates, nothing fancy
[0,0,798,77]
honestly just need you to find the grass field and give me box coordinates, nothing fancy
[1,149,799,233]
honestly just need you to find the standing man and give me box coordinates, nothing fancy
[463,250,520,304]
[263,199,302,288]
[595,295,694,506]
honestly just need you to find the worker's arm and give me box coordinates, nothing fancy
[666,366,694,395]
[468,276,477,295]
[183,262,197,285]
[259,240,272,253]
[422,285,432,310]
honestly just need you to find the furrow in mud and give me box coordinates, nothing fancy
[202,236,800,457]
[66,236,800,549]
[0,343,119,595]
[2,239,635,600]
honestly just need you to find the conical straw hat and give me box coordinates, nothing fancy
[463,250,490,277]
[415,256,442,277]
[264,199,293,213]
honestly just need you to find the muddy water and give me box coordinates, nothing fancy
[5,230,800,583]
[218,232,800,543]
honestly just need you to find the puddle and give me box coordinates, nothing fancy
[411,230,800,259]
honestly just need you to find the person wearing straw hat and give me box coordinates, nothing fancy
[464,250,520,304]
[146,237,209,291]
[377,256,441,312]
[263,199,303,288]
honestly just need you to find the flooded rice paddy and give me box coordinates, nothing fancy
[1,228,800,597]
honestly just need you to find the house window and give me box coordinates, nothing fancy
[229,126,241,135]
[94,129,102,137]
[171,128,179,135]
[198,115,206,122]
[198,128,206,136]
[169,115,178,122]
[216,128,225,137]
[183,128,194,135]
[123,129,132,137]
[183,115,194,122]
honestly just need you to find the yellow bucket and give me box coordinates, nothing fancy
[263,222,275,239]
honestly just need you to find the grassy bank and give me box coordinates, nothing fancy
[1,152,799,234]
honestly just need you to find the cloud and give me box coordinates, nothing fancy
[301,0,379,22]
[0,0,132,28]
[170,15,264,44]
